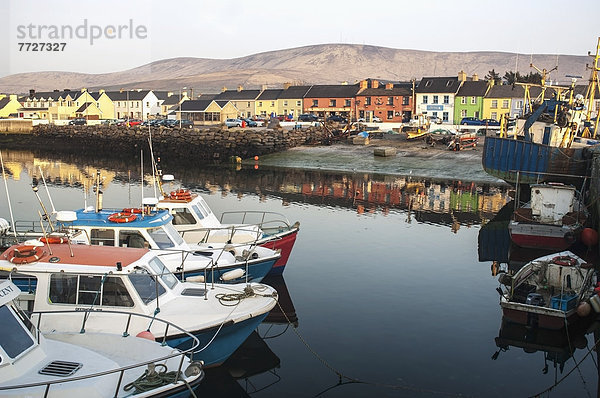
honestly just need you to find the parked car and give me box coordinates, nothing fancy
[225,118,243,127]
[481,118,500,127]
[326,115,347,123]
[298,114,319,122]
[429,116,443,124]
[68,118,86,125]
[178,119,194,129]
[460,117,484,126]
[243,118,257,127]
[372,116,382,123]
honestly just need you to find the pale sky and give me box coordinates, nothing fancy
[1,0,599,77]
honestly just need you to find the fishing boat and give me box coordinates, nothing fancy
[482,38,600,185]
[0,243,278,367]
[155,179,299,275]
[509,183,587,250]
[0,279,204,397]
[49,206,280,284]
[497,251,595,329]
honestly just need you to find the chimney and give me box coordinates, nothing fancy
[472,74,479,81]
[99,89,105,94]
[81,88,87,92]
[9,94,17,100]
[261,84,268,91]
[29,89,35,97]
[385,83,393,90]
[458,71,467,82]
[237,85,243,92]
[372,80,379,89]
[283,82,291,90]
[359,80,368,90]
[53,89,59,92]
[489,79,495,87]
[221,86,227,92]
[341,81,348,85]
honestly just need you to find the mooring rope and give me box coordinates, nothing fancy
[124,363,184,393]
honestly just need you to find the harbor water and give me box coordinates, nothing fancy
[1,147,599,397]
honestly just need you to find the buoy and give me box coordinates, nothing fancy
[577,301,591,317]
[221,268,245,281]
[136,330,156,341]
[254,156,259,161]
[581,228,599,247]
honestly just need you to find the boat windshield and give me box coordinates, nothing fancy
[0,305,35,359]
[147,227,176,249]
[197,198,213,215]
[147,257,179,289]
[163,223,185,246]
[128,271,167,305]
[191,204,205,220]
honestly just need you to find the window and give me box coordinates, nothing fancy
[147,227,174,249]
[461,97,466,104]
[474,111,480,118]
[443,95,449,104]
[129,272,166,305]
[90,229,114,246]
[471,97,476,105]
[365,97,371,105]
[0,305,35,359]
[515,100,523,109]
[402,97,409,106]
[247,102,251,107]
[270,101,275,107]
[329,99,336,107]
[119,230,148,248]
[442,112,448,122]
[359,110,365,118]
[312,99,318,107]
[345,99,351,107]
[147,257,179,289]
[101,277,134,307]
[387,110,394,119]
[502,100,509,109]
[169,209,196,225]
[491,112,497,119]
[387,97,394,105]
[146,102,150,107]
[491,100,498,108]
[258,101,262,107]
[423,96,428,104]
[432,111,438,118]
[283,101,288,106]
[433,95,438,104]
[78,275,103,305]
[461,109,467,117]
[49,274,133,307]
[297,100,301,106]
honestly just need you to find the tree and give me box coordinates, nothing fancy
[485,69,502,85]
[502,70,543,85]
[503,71,522,85]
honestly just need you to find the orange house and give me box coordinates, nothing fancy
[355,80,412,122]
[302,84,360,119]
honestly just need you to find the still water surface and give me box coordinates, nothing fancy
[0,148,598,397]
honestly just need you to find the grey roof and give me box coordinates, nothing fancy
[105,90,151,101]
[23,90,80,101]
[215,100,231,108]
[485,84,526,98]
[0,98,10,109]
[416,77,463,94]
[456,81,489,97]
[257,89,283,101]
[278,86,312,99]
[197,93,218,100]
[357,85,411,96]
[180,100,213,111]
[75,102,93,113]
[153,91,173,100]
[305,84,360,98]
[162,96,181,106]
[214,89,261,101]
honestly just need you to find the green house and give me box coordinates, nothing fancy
[454,80,490,123]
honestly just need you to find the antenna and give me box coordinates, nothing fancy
[0,150,17,238]
[38,166,56,214]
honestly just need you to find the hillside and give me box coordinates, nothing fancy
[0,44,590,94]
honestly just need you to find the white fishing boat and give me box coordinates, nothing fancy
[0,243,278,367]
[0,279,204,397]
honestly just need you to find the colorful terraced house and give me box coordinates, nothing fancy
[453,77,490,122]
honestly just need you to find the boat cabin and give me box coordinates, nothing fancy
[530,184,578,224]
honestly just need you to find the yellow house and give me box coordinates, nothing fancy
[482,84,522,121]
[255,89,282,117]
[277,85,311,119]
[178,99,238,125]
[87,90,115,120]
[0,94,22,117]
[19,90,80,121]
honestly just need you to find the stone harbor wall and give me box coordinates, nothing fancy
[16,124,330,163]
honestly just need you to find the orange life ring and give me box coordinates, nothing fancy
[122,208,143,214]
[552,255,578,267]
[169,189,192,200]
[108,212,137,223]
[39,236,68,244]
[9,245,44,264]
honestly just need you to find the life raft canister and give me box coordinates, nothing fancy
[552,255,578,267]
[122,208,143,214]
[170,188,192,200]
[9,245,44,264]
[108,212,137,223]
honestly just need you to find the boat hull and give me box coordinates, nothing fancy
[260,229,298,275]
[509,222,578,251]
[501,303,577,330]
[482,136,589,184]
[175,257,277,284]
[166,312,269,367]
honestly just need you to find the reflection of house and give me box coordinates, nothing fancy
[355,79,412,122]
[415,72,466,124]
[214,87,261,118]
[454,78,490,121]
[256,89,283,117]
[177,100,238,125]
[0,95,22,117]
[303,84,360,119]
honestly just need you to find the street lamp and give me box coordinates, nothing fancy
[179,87,187,128]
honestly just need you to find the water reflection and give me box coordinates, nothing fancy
[0,149,512,233]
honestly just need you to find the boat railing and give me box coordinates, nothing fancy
[180,224,263,245]
[0,308,201,395]
[219,210,295,233]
